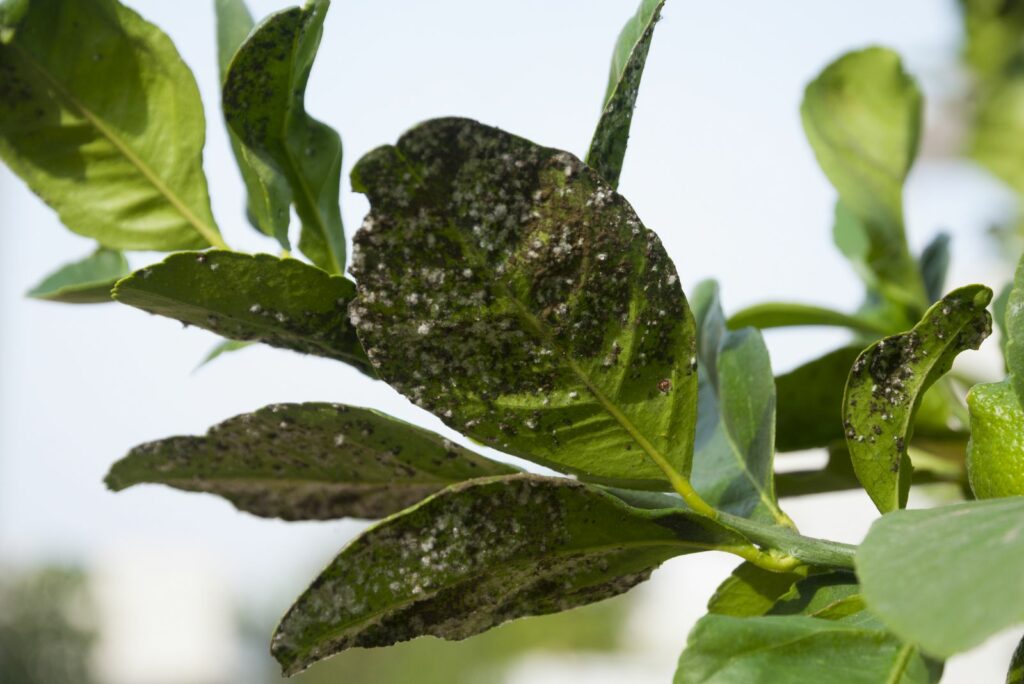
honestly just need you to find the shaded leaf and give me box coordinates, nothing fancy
[215,0,291,248]
[113,250,372,374]
[728,303,888,336]
[675,614,939,684]
[857,497,1024,658]
[690,282,789,524]
[918,232,950,304]
[966,380,1024,498]
[802,48,926,306]
[0,0,221,250]
[26,247,128,304]
[349,117,698,491]
[775,346,860,452]
[1010,633,1024,684]
[223,0,344,272]
[1010,252,1024,403]
[196,339,253,369]
[996,282,1012,369]
[843,285,992,512]
[585,0,665,188]
[707,561,810,618]
[106,403,515,520]
[271,474,746,675]
[766,571,862,620]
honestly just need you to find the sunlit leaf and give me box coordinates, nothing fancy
[966,380,1024,499]
[843,285,992,512]
[349,117,698,491]
[728,303,887,336]
[106,403,515,520]
[0,0,222,249]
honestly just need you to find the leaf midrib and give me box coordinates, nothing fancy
[10,43,224,248]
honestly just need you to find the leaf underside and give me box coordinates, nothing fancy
[113,250,372,374]
[106,403,516,520]
[272,474,745,675]
[26,247,129,304]
[349,117,698,490]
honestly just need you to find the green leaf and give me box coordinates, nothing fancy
[223,0,344,272]
[728,303,888,336]
[972,76,1024,196]
[857,497,1024,658]
[1009,633,1024,684]
[766,571,862,620]
[196,339,253,369]
[966,380,1024,499]
[0,0,222,250]
[1009,252,1024,404]
[995,283,1012,369]
[271,474,746,675]
[675,614,939,684]
[918,232,950,304]
[775,346,860,452]
[214,0,291,249]
[843,285,992,512]
[26,247,129,304]
[690,282,790,525]
[349,118,699,492]
[707,561,810,618]
[106,403,516,520]
[585,0,665,188]
[113,250,372,374]
[802,48,926,306]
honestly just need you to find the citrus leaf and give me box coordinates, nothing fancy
[0,0,222,250]
[775,346,860,452]
[766,571,862,620]
[728,303,888,336]
[585,0,665,188]
[858,497,1024,658]
[918,232,950,305]
[26,247,128,304]
[966,380,1024,499]
[995,282,1012,370]
[690,282,789,525]
[707,561,810,618]
[1009,633,1024,684]
[802,48,926,306]
[972,75,1024,196]
[223,0,344,272]
[1009,251,1024,403]
[271,474,746,675]
[675,614,940,684]
[349,117,698,491]
[843,285,992,512]
[106,403,516,520]
[113,250,372,374]
[215,0,291,249]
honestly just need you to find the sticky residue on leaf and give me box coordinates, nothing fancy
[348,117,698,490]
[843,285,992,512]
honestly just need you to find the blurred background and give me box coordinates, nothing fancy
[1,0,1021,681]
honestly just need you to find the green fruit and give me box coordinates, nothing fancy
[967,381,1024,499]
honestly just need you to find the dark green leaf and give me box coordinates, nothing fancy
[766,571,862,620]
[690,282,790,525]
[857,497,1024,658]
[215,0,291,249]
[843,285,992,512]
[728,303,888,336]
[802,48,927,306]
[585,0,664,188]
[271,474,746,675]
[918,232,950,304]
[1009,252,1024,403]
[707,561,810,618]
[996,283,1012,369]
[106,403,516,520]
[196,339,253,369]
[966,380,1024,498]
[223,0,345,272]
[776,346,860,452]
[349,118,698,491]
[113,250,372,374]
[0,0,222,250]
[675,614,939,683]
[1009,633,1024,684]
[26,247,128,304]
